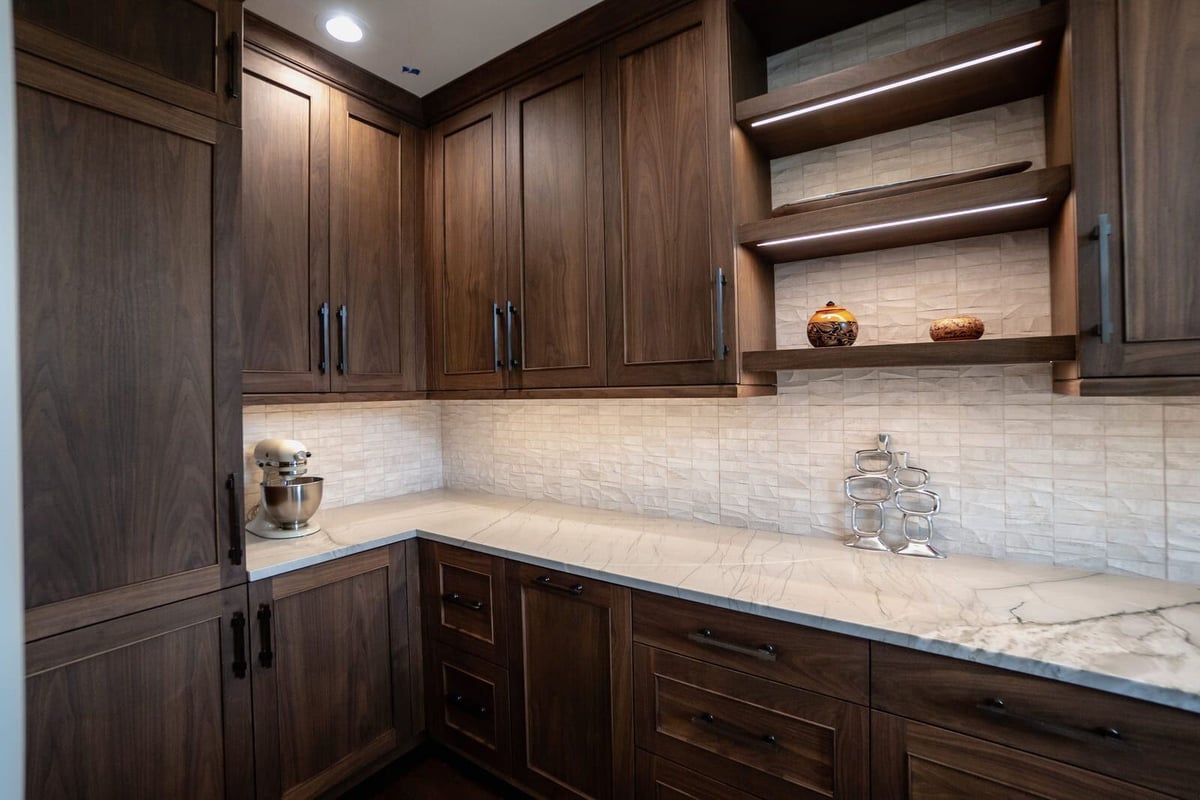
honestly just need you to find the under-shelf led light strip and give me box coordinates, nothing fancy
[757,197,1047,248]
[750,40,1044,128]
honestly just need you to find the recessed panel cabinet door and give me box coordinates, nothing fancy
[241,50,331,393]
[603,1,734,386]
[250,544,420,800]
[17,53,244,640]
[506,52,606,388]
[330,93,423,392]
[25,588,254,800]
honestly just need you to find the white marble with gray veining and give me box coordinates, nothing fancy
[245,489,1200,713]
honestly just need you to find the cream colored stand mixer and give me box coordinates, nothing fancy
[246,438,324,539]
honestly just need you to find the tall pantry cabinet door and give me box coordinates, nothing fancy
[25,587,255,800]
[329,92,423,392]
[1068,0,1200,385]
[241,50,332,393]
[428,93,508,391]
[505,51,607,388]
[17,54,245,641]
[603,0,735,386]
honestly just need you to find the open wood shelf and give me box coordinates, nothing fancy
[743,335,1077,372]
[736,2,1065,158]
[738,165,1071,263]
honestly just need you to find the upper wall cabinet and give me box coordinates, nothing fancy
[13,0,243,126]
[241,49,423,395]
[1057,0,1200,394]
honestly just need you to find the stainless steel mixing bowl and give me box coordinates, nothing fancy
[261,476,324,529]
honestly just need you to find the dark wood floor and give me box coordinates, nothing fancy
[342,745,529,799]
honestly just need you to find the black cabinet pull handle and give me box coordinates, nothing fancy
[691,712,776,748]
[336,304,348,374]
[225,473,243,566]
[446,693,489,718]
[977,698,1123,744]
[257,604,274,668]
[318,302,330,375]
[532,575,584,595]
[442,592,485,612]
[715,267,729,359]
[492,302,503,371]
[230,611,247,679]
[225,32,241,99]
[506,301,519,369]
[687,628,777,662]
[1090,213,1113,344]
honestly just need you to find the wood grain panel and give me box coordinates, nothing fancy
[420,540,509,665]
[426,640,513,775]
[635,750,761,800]
[18,72,220,608]
[743,336,1077,373]
[26,588,254,800]
[506,52,606,388]
[241,51,331,392]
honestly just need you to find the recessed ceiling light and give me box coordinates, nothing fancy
[324,14,364,43]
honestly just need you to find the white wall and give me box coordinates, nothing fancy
[0,0,26,794]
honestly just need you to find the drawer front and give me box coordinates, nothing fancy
[635,645,868,800]
[872,643,1200,798]
[636,750,761,800]
[633,591,868,704]
[426,641,511,775]
[421,541,507,664]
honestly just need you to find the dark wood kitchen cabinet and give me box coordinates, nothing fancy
[25,587,254,799]
[17,52,245,641]
[241,47,423,396]
[13,0,243,125]
[249,543,422,800]
[1054,0,1200,394]
[508,562,634,799]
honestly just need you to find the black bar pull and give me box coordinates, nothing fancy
[687,628,778,662]
[532,575,584,595]
[691,712,777,748]
[225,32,241,99]
[225,473,243,565]
[1090,213,1113,344]
[230,612,247,679]
[257,604,274,668]
[442,592,485,612]
[492,303,503,371]
[506,301,519,369]
[715,268,729,359]
[336,304,348,374]
[977,698,1123,744]
[318,302,330,374]
[446,693,489,718]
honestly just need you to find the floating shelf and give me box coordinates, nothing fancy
[742,335,1077,372]
[738,165,1071,264]
[736,2,1065,159]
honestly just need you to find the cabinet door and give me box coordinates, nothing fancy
[1070,0,1200,385]
[509,562,634,799]
[429,94,508,390]
[420,540,509,664]
[26,587,254,800]
[506,52,606,388]
[603,1,734,386]
[17,53,245,641]
[871,712,1171,799]
[250,544,420,800]
[330,93,423,392]
[13,0,242,125]
[241,50,331,393]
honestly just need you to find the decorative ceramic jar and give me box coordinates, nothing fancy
[807,301,858,347]
[929,315,985,341]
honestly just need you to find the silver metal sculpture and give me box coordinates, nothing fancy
[844,434,945,558]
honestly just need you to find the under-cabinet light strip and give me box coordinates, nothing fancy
[757,197,1048,248]
[750,40,1044,128]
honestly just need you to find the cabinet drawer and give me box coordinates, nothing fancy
[633,590,868,704]
[636,750,761,800]
[420,541,507,664]
[872,643,1200,798]
[426,641,511,775]
[635,645,868,800]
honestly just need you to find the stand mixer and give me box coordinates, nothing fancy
[246,438,324,539]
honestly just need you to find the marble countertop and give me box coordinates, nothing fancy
[246,489,1200,713]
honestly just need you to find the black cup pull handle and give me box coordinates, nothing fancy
[687,628,777,662]
[230,611,247,679]
[446,693,489,718]
[532,575,584,595]
[225,473,243,566]
[257,604,274,668]
[442,592,485,612]
[977,698,1122,744]
[691,712,777,748]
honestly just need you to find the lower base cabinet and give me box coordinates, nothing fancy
[249,543,421,800]
[635,751,760,800]
[427,639,513,774]
[25,587,255,800]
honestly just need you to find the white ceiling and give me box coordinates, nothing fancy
[245,0,606,97]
